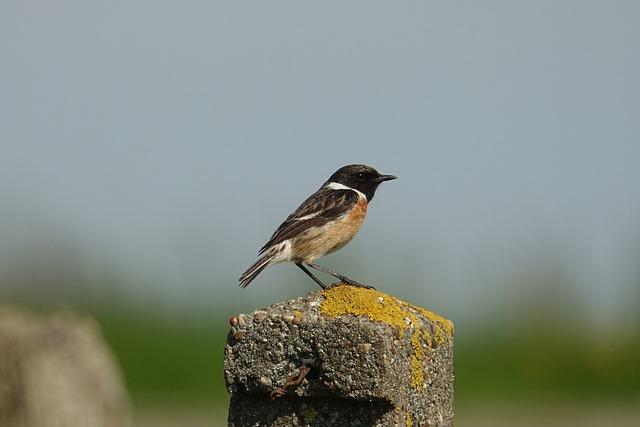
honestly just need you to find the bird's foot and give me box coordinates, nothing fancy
[327,280,376,290]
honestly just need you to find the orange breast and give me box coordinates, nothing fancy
[292,196,368,263]
[347,196,368,227]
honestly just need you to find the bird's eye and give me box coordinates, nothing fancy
[355,172,366,181]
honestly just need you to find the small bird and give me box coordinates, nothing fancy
[239,164,397,289]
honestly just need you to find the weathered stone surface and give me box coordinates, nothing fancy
[225,285,454,426]
[0,306,131,427]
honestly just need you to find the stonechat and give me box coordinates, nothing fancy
[239,164,396,289]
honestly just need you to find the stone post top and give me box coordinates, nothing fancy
[231,285,454,346]
[225,285,455,426]
[227,285,453,394]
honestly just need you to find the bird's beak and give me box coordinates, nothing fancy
[373,174,397,183]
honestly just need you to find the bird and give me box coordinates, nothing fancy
[239,164,397,289]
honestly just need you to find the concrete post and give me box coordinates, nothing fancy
[225,285,454,426]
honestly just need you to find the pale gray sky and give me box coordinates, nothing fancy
[1,1,639,326]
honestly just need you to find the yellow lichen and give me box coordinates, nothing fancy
[415,306,455,344]
[320,286,410,330]
[319,285,453,390]
[406,414,414,427]
[410,330,425,388]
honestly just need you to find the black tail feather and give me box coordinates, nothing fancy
[239,254,272,288]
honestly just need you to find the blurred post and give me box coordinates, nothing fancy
[0,306,131,427]
[225,285,454,426]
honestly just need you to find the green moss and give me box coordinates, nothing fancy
[319,285,453,390]
[299,403,318,424]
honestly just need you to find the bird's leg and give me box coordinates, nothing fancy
[296,263,328,289]
[305,263,375,290]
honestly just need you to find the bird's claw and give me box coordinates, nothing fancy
[328,281,376,290]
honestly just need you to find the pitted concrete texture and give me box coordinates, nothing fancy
[225,285,454,426]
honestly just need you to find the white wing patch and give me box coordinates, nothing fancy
[294,212,321,221]
[325,182,367,201]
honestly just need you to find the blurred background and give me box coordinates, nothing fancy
[1,1,639,425]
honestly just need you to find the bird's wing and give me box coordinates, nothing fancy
[259,188,359,254]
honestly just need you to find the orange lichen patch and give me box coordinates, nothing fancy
[319,285,453,390]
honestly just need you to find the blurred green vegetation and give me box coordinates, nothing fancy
[86,306,640,406]
[2,253,639,422]
[2,288,640,427]
[456,330,640,402]
[93,309,230,404]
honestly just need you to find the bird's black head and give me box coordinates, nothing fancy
[325,164,397,201]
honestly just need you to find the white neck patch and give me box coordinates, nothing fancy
[325,182,367,201]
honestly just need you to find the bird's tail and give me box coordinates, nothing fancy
[239,253,273,288]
